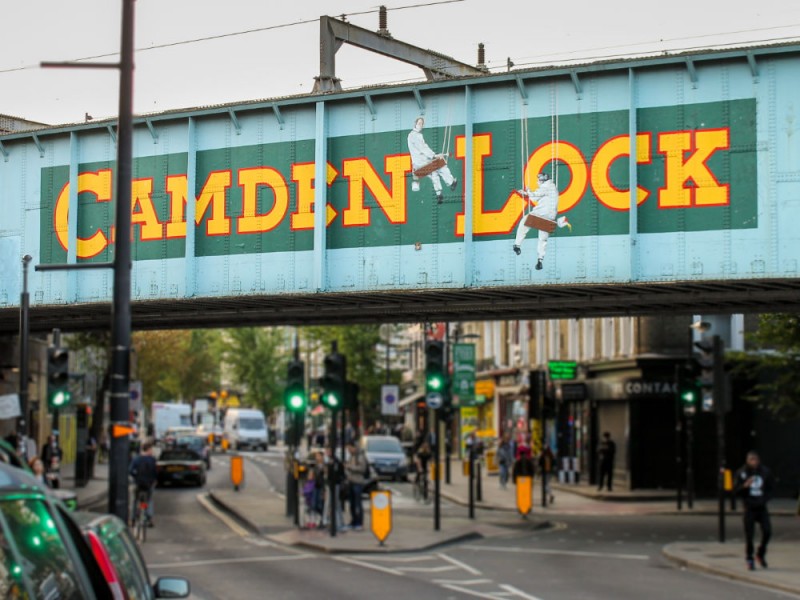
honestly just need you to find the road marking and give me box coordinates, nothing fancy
[196,493,250,537]
[439,583,509,599]
[437,552,482,575]
[433,579,493,585]
[149,554,312,569]
[499,584,544,600]
[397,565,458,573]
[333,555,403,576]
[459,545,649,561]
[361,554,436,562]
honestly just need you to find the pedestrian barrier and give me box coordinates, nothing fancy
[370,490,392,546]
[230,454,244,491]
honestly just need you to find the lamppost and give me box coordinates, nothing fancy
[17,254,33,459]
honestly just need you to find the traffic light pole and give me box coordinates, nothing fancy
[713,335,726,543]
[686,415,695,509]
[17,255,32,458]
[329,412,338,537]
[674,364,683,511]
[434,408,441,531]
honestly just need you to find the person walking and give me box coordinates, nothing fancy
[734,451,774,570]
[41,433,63,489]
[539,445,556,504]
[597,431,616,492]
[345,440,369,531]
[512,443,535,484]
[497,432,514,490]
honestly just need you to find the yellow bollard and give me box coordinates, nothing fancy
[462,460,470,477]
[230,455,244,491]
[370,490,392,546]
[516,475,532,517]
[723,469,733,492]
[221,438,229,452]
[486,449,498,475]
[430,461,442,481]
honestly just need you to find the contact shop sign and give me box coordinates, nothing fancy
[619,379,677,399]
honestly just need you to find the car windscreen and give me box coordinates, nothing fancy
[366,439,403,454]
[175,437,203,448]
[159,450,200,462]
[239,418,264,430]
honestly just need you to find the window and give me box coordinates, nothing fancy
[239,418,264,430]
[0,498,84,599]
[366,438,403,454]
[97,521,151,600]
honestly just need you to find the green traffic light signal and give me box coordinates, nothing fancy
[323,391,340,409]
[680,389,696,405]
[285,359,307,413]
[50,390,72,408]
[426,373,444,391]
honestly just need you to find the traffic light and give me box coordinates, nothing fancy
[47,346,71,409]
[321,351,346,411]
[345,381,360,412]
[284,359,306,413]
[679,358,700,415]
[694,335,726,413]
[424,340,445,394]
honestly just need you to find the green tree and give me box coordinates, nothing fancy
[220,328,288,412]
[738,313,800,420]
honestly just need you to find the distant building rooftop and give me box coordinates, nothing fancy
[0,114,48,134]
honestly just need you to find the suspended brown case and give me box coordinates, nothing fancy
[524,213,556,233]
[413,156,446,177]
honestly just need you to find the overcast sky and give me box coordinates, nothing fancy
[3,0,800,125]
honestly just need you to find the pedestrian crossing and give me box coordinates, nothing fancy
[333,552,543,600]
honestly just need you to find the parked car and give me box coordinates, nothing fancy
[73,511,190,599]
[361,435,409,481]
[0,460,114,599]
[174,433,212,470]
[157,448,207,487]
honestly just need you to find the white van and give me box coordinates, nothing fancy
[223,408,269,451]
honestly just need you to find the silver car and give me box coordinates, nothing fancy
[361,435,409,481]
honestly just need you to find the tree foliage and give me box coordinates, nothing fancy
[133,330,221,407]
[219,328,288,412]
[738,313,800,420]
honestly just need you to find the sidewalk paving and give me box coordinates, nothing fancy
[663,542,800,596]
[60,460,110,510]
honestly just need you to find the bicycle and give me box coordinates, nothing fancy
[133,488,150,543]
[413,464,429,503]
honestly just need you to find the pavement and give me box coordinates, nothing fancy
[204,450,800,595]
[59,459,110,509]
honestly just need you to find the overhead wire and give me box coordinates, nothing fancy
[0,0,465,75]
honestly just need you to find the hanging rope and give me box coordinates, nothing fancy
[520,101,530,215]
[551,84,560,190]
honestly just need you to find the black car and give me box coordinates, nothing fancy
[174,434,212,470]
[0,461,114,599]
[157,448,207,487]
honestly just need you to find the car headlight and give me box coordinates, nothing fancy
[398,456,408,468]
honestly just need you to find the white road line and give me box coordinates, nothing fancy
[149,554,312,569]
[459,545,649,561]
[439,583,507,600]
[433,579,493,585]
[437,552,483,575]
[360,554,436,562]
[196,493,249,537]
[397,565,458,573]
[498,584,544,600]
[333,556,403,576]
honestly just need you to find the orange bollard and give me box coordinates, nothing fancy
[516,475,532,517]
[230,455,244,491]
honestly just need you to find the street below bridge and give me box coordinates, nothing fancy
[118,450,800,600]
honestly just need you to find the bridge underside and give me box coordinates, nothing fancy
[2,278,799,334]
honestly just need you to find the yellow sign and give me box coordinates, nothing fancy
[370,490,392,545]
[475,379,495,398]
[516,475,532,516]
[230,455,244,491]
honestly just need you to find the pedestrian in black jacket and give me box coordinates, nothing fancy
[734,451,774,570]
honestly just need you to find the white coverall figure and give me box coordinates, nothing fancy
[407,117,457,203]
[513,172,571,270]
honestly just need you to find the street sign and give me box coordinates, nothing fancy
[426,392,443,410]
[453,343,476,405]
[0,394,21,420]
[548,361,578,380]
[381,384,399,416]
[129,380,142,413]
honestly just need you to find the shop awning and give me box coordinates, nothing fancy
[398,391,424,409]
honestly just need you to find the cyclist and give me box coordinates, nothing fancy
[129,441,157,527]
[413,439,432,500]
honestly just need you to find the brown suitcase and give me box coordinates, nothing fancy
[524,213,556,233]
[413,156,447,177]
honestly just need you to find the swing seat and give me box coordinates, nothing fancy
[413,156,446,178]
[524,213,556,234]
